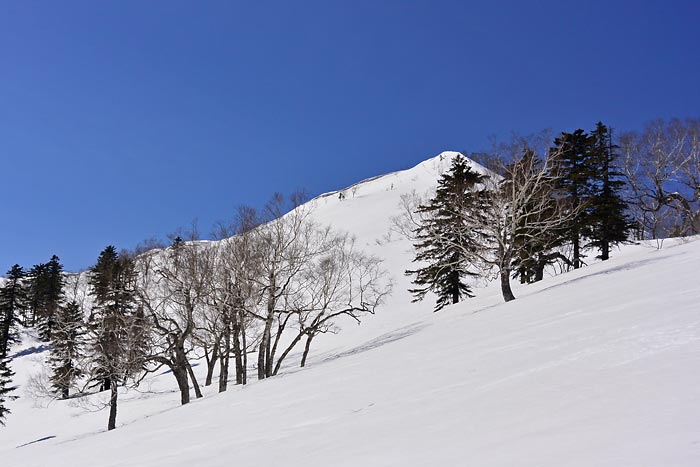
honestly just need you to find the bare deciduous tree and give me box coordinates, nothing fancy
[621,118,700,240]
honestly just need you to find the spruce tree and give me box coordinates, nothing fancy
[87,246,143,430]
[0,265,26,426]
[406,156,488,311]
[36,255,64,341]
[48,301,85,399]
[0,265,27,357]
[26,262,48,326]
[0,354,15,426]
[550,129,596,269]
[587,122,632,260]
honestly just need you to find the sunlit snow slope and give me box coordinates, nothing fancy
[2,152,700,466]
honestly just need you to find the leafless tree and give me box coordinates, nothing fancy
[621,118,700,240]
[272,233,391,374]
[133,228,214,405]
[444,139,579,302]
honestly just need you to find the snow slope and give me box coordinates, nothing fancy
[2,152,700,466]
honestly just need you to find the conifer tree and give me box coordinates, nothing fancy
[550,129,597,268]
[0,265,26,426]
[587,122,632,260]
[87,246,143,430]
[0,354,15,426]
[1,265,27,357]
[48,300,85,399]
[37,255,64,341]
[26,262,48,326]
[406,156,488,311]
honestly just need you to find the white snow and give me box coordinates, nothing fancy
[2,152,699,466]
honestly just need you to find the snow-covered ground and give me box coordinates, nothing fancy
[2,152,699,466]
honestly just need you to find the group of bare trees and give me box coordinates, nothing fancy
[39,194,390,430]
[620,118,700,239]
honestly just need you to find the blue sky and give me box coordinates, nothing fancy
[1,0,699,273]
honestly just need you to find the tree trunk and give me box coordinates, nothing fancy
[258,314,273,380]
[273,332,304,376]
[500,269,516,302]
[240,308,248,385]
[572,230,581,269]
[218,352,229,392]
[219,322,231,392]
[173,365,190,405]
[268,315,291,378]
[186,361,203,399]
[204,342,219,387]
[107,380,118,431]
[300,334,314,368]
[173,344,191,405]
[601,240,610,261]
[534,263,545,282]
[231,322,244,385]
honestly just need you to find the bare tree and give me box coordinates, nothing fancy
[134,228,214,405]
[439,140,578,302]
[272,233,391,374]
[247,194,335,380]
[621,118,700,240]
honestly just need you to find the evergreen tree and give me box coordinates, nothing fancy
[0,265,27,357]
[406,156,488,311]
[0,354,15,426]
[48,301,85,399]
[550,129,597,268]
[87,246,143,430]
[0,265,26,426]
[36,255,65,341]
[26,262,48,326]
[587,122,632,260]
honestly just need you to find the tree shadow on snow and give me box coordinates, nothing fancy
[10,344,53,359]
[16,435,56,448]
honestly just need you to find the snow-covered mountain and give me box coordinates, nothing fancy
[2,152,700,466]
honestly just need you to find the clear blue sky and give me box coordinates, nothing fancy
[1,0,699,273]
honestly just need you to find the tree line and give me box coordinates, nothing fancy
[405,119,699,310]
[0,194,391,429]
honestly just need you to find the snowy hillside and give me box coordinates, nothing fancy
[2,152,700,466]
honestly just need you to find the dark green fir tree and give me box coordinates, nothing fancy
[586,122,632,260]
[87,246,142,430]
[1,265,27,357]
[49,300,85,399]
[550,129,597,269]
[0,264,26,426]
[0,354,15,426]
[36,255,65,341]
[406,156,488,311]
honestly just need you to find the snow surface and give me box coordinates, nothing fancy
[2,152,700,466]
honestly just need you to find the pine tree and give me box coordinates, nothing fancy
[0,355,15,426]
[37,255,65,341]
[0,265,27,357]
[587,122,632,260]
[550,129,597,268]
[406,156,488,311]
[0,264,26,426]
[48,301,85,399]
[26,262,48,327]
[87,246,143,430]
